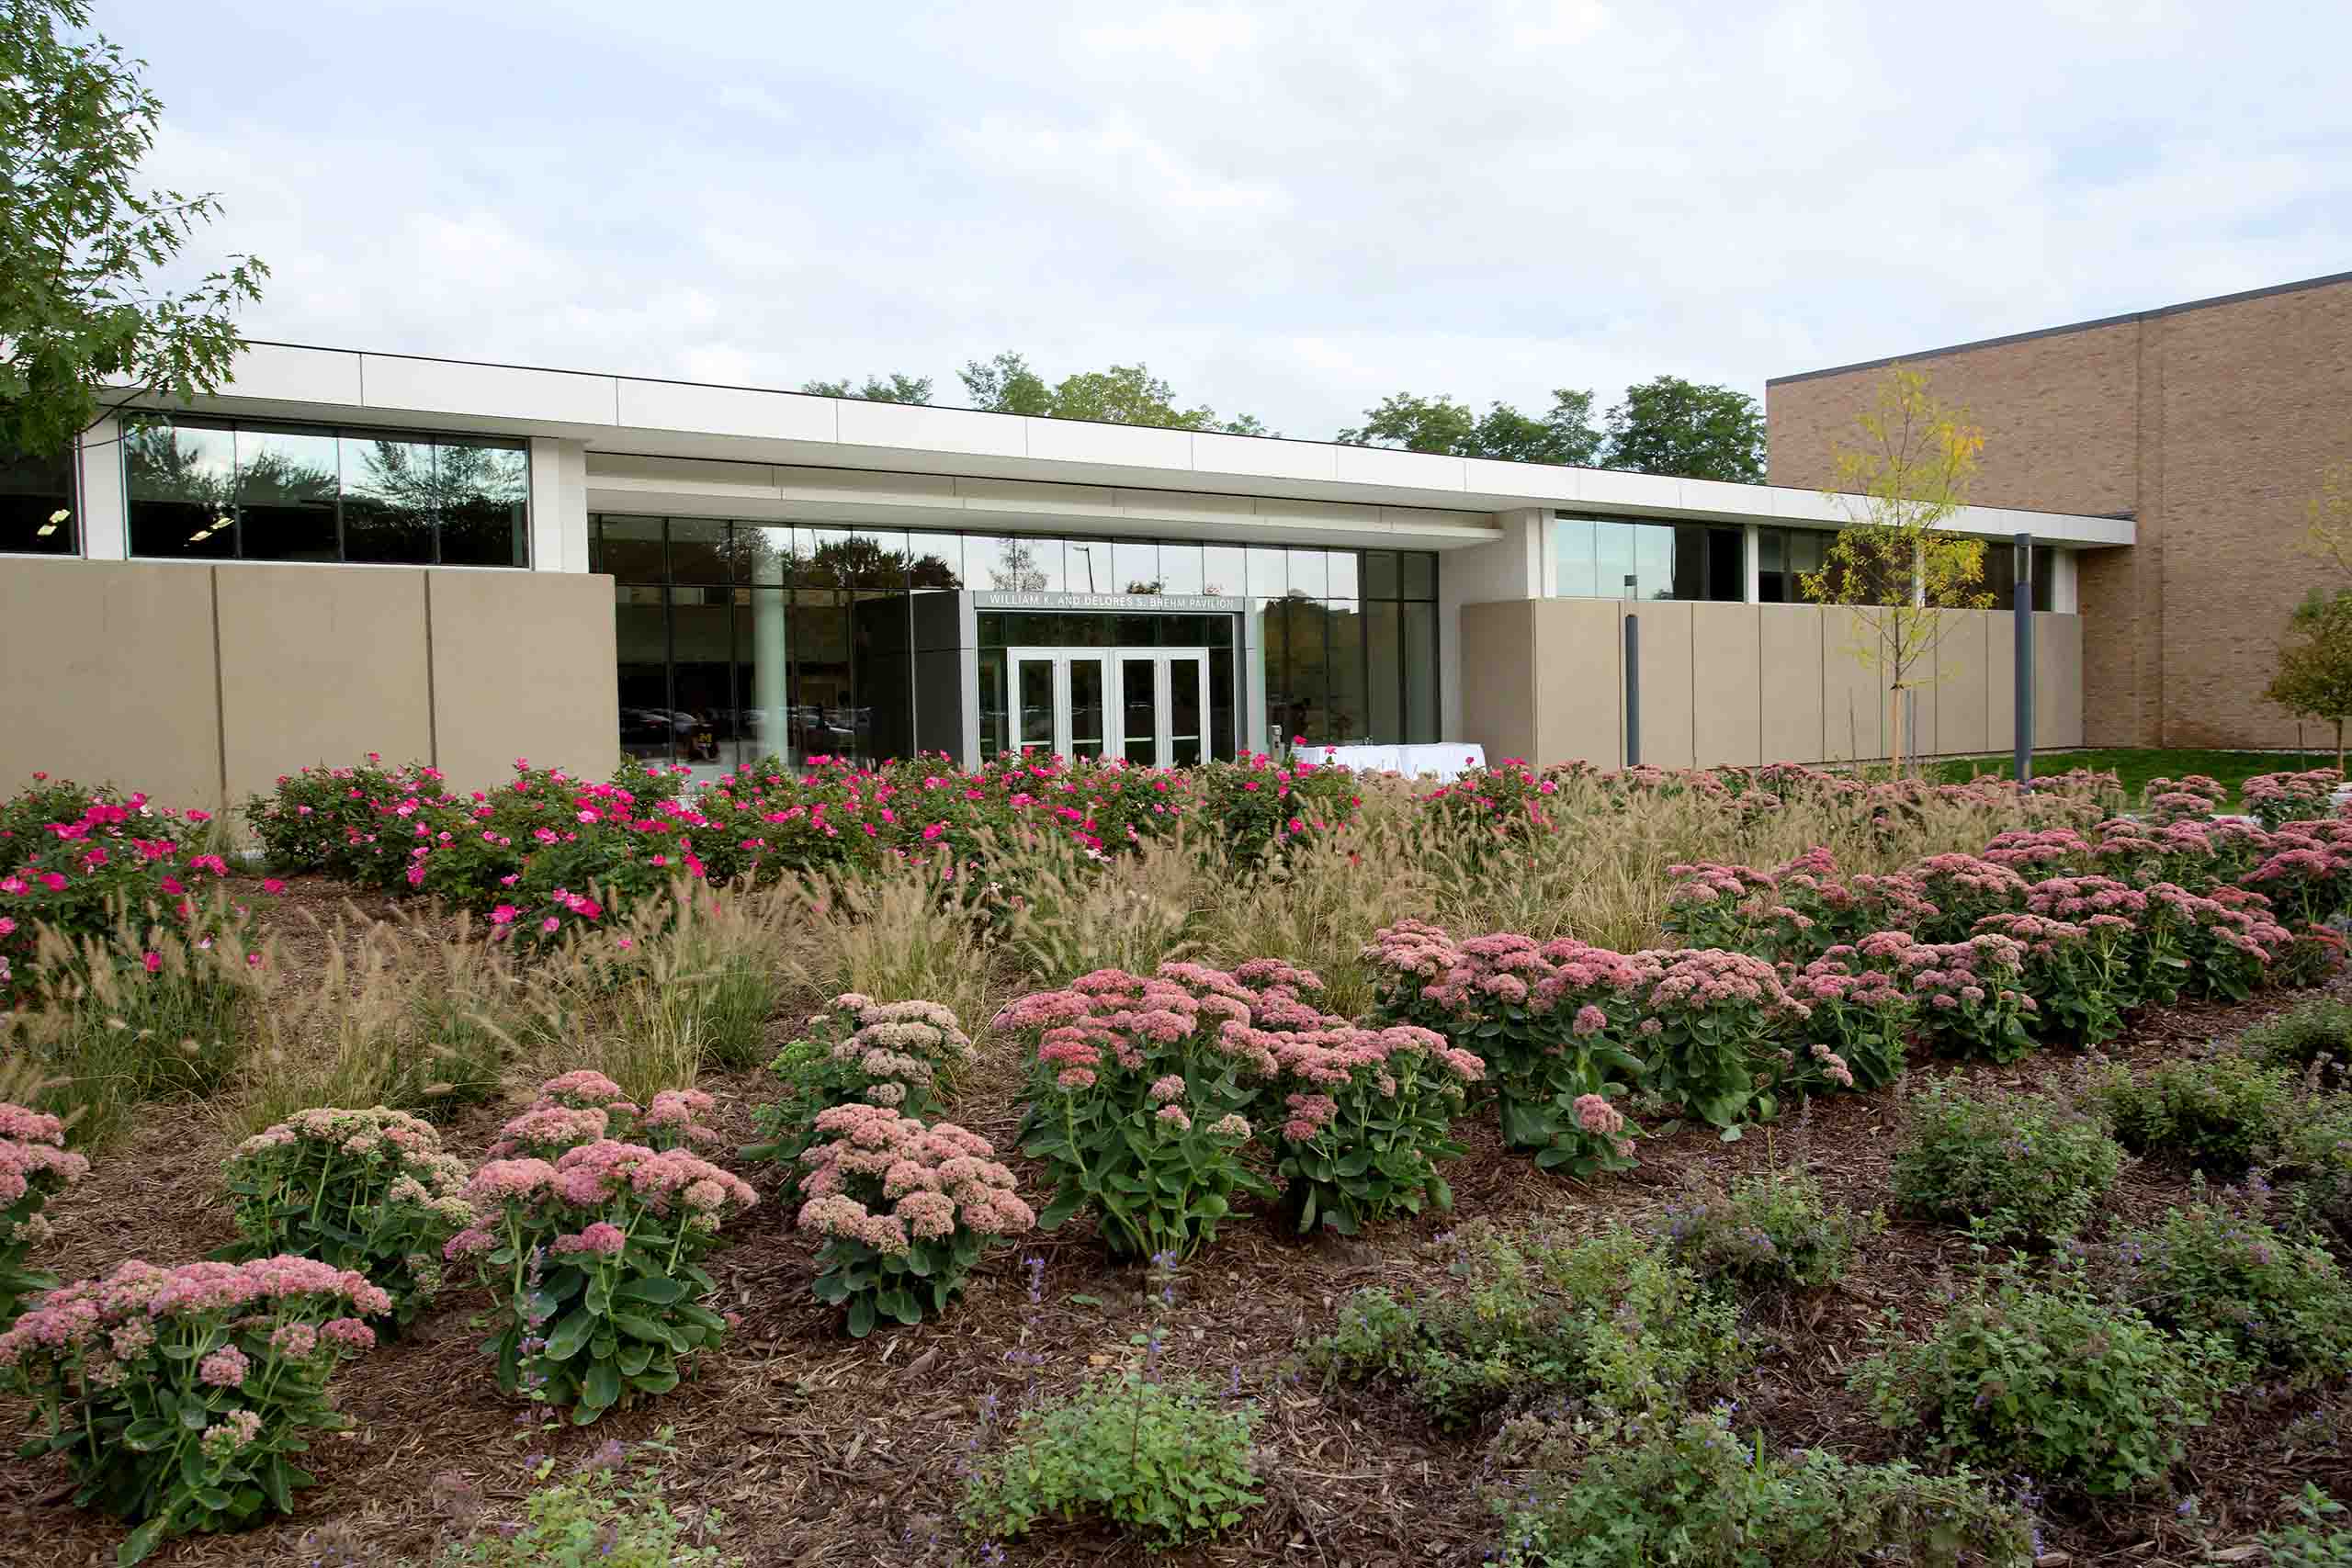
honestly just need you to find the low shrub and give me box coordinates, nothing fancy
[0,1100,90,1326]
[2096,1052,2297,1177]
[1976,909,2139,1046]
[221,1107,474,1330]
[2143,882,2289,1004]
[1778,948,1911,1091]
[1628,947,1809,1128]
[2283,1096,2352,1245]
[1851,1269,2226,1497]
[959,1371,1261,1548]
[1890,1080,2123,1245]
[2243,995,2352,1083]
[1655,1168,1880,1292]
[1363,921,1645,1174]
[2260,1485,2352,1568]
[1487,1405,2035,1568]
[1268,1020,1481,1236]
[2245,768,2345,830]
[433,1432,732,1567]
[447,1140,757,1424]
[0,1257,387,1564]
[795,1103,1035,1337]
[1303,1220,1741,1429]
[740,995,975,1176]
[2110,1181,2352,1378]
[1887,932,2042,1063]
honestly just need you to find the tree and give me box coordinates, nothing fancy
[2304,459,2352,573]
[1,0,266,461]
[957,352,1266,434]
[1798,366,1991,773]
[799,373,933,404]
[2267,589,2352,767]
[1337,389,1600,465]
[1602,376,1765,483]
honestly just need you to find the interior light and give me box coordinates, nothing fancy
[187,528,211,543]
[35,523,57,537]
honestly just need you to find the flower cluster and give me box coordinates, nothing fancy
[447,1139,755,1423]
[797,1103,1035,1335]
[486,1071,721,1159]
[0,1100,91,1327]
[223,1106,471,1328]
[0,1255,383,1562]
[2242,769,2344,830]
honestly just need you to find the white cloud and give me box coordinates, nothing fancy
[104,0,2352,441]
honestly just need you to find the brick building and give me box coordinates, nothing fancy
[1766,270,2352,750]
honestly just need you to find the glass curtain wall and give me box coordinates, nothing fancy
[122,414,528,566]
[1979,543,2056,612]
[0,442,75,555]
[1553,513,1744,601]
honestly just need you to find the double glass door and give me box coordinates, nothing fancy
[1010,648,1211,768]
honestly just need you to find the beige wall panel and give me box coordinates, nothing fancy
[1690,604,1761,767]
[1818,607,1887,762]
[215,566,434,806]
[0,561,223,810]
[2035,613,2085,750]
[431,572,621,793]
[1529,600,1622,767]
[1931,612,1994,757]
[1987,606,2018,751]
[1626,601,1695,768]
[1758,606,1826,764]
[1458,602,1537,764]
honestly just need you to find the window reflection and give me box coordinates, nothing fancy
[235,426,339,562]
[126,420,237,558]
[435,442,529,567]
[1554,513,1739,602]
[0,441,74,556]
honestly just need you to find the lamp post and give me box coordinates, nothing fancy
[2012,533,2034,788]
[1623,574,1641,767]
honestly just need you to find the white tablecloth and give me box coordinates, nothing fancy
[1295,743,1487,783]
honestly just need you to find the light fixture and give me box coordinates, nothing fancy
[187,528,211,543]
[37,508,65,537]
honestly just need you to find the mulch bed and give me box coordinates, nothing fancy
[4,900,2348,1566]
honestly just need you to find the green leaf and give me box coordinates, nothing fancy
[542,1307,596,1361]
[611,1312,682,1350]
[614,1275,687,1305]
[1037,1189,1086,1231]
[847,1296,876,1338]
[581,1359,622,1412]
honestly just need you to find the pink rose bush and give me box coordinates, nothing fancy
[0,1255,385,1563]
[221,1107,473,1330]
[445,1139,755,1423]
[743,995,978,1174]
[1364,920,1646,1176]
[485,1071,721,1160]
[0,1100,91,1326]
[795,1103,1035,1336]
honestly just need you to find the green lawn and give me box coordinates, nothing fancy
[1923,748,2339,808]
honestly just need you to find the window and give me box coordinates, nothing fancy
[1980,542,2055,613]
[0,441,76,555]
[124,414,529,566]
[1554,513,1740,601]
[1757,527,1828,604]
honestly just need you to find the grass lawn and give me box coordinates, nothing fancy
[1925,747,2340,807]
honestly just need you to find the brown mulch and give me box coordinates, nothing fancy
[4,928,2350,1565]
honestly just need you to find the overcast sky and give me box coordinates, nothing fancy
[111,0,2352,441]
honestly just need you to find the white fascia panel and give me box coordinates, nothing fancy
[1332,444,1467,492]
[224,344,365,406]
[1251,494,1384,528]
[776,467,959,507]
[1191,431,1339,484]
[590,453,781,502]
[1458,457,1581,502]
[361,355,617,426]
[615,379,837,444]
[955,476,1120,518]
[1675,477,1769,517]
[1020,418,1194,471]
[1112,488,1238,525]
[1570,468,1682,511]
[836,400,1026,459]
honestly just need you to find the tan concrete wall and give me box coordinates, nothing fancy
[1493,598,2082,768]
[0,561,617,817]
[0,560,222,810]
[216,566,434,807]
[1527,598,1622,767]
[1456,600,1538,763]
[1766,275,2352,750]
[429,573,619,793]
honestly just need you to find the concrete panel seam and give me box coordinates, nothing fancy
[424,573,440,766]
[209,569,228,807]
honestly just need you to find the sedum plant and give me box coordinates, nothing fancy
[220,1105,474,1330]
[447,1140,756,1425]
[795,1103,1035,1337]
[0,1256,386,1565]
[741,994,975,1176]
[1266,1019,1482,1236]
[486,1071,723,1162]
[0,1100,90,1327]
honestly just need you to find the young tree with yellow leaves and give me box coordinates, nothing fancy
[1800,367,1993,773]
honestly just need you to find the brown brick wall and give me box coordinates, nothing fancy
[1765,276,2352,750]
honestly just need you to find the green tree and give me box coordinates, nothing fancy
[799,372,933,404]
[1799,366,1991,773]
[1,0,266,460]
[1338,389,1600,465]
[2267,589,2352,768]
[1602,375,1765,482]
[957,352,1265,434]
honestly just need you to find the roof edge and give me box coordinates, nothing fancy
[1766,268,2352,387]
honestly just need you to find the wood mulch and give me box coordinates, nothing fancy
[4,897,2349,1566]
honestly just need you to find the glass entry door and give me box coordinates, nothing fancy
[1011,647,1212,766]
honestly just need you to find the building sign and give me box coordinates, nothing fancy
[972,592,1243,613]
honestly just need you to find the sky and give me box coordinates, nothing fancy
[107,0,2352,442]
